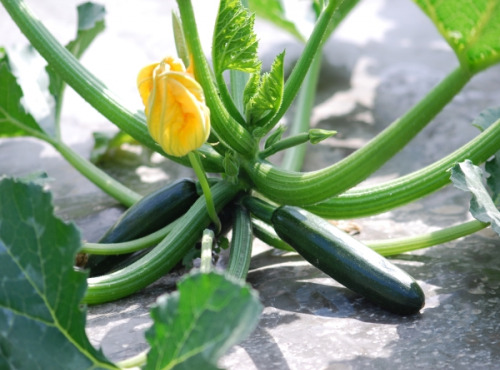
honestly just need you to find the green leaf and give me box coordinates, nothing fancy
[213,0,261,75]
[90,130,138,164]
[47,2,106,122]
[0,178,116,369]
[248,0,307,41]
[486,155,500,206]
[414,0,500,73]
[245,51,285,125]
[450,160,500,235]
[472,106,500,132]
[144,270,262,370]
[67,2,106,60]
[0,50,49,139]
[471,107,500,205]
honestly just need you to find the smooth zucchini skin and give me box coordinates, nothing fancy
[86,178,198,276]
[272,206,425,315]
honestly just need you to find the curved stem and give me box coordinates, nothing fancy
[251,218,294,252]
[52,140,140,207]
[1,108,140,206]
[227,206,253,280]
[1,0,224,172]
[243,66,472,206]
[366,220,488,256]
[306,117,500,218]
[189,151,221,233]
[260,132,310,159]
[81,219,180,254]
[258,1,338,137]
[176,0,256,156]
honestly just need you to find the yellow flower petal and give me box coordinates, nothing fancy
[137,63,159,110]
[137,57,210,157]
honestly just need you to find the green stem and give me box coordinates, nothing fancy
[227,206,253,280]
[81,219,180,254]
[1,111,140,206]
[52,140,140,207]
[188,151,221,233]
[251,218,294,252]
[257,0,338,136]
[242,196,277,224]
[260,132,310,159]
[176,0,256,156]
[215,72,246,124]
[1,0,223,172]
[366,220,488,256]
[243,66,472,206]
[200,229,214,273]
[281,50,323,171]
[84,181,240,304]
[306,117,500,218]
[244,196,489,255]
[251,215,487,256]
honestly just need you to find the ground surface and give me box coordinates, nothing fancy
[1,0,500,369]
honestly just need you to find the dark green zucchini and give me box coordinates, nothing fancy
[272,206,425,315]
[86,178,198,276]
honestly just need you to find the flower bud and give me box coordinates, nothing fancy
[137,56,210,157]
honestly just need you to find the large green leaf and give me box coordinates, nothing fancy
[145,271,262,369]
[0,50,49,139]
[450,160,500,235]
[414,0,500,73]
[212,0,261,74]
[47,2,106,109]
[0,178,116,370]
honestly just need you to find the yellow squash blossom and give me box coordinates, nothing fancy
[137,56,210,157]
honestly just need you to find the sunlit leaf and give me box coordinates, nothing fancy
[450,160,500,235]
[472,106,500,132]
[248,0,307,41]
[0,178,116,369]
[0,51,49,138]
[213,0,261,74]
[471,106,500,206]
[145,270,262,369]
[414,0,500,72]
[486,154,500,206]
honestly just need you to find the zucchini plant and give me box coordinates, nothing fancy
[1,0,500,368]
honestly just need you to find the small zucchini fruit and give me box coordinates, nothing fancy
[272,206,425,315]
[86,178,198,276]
